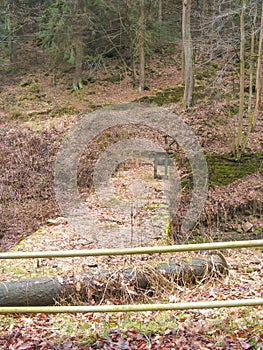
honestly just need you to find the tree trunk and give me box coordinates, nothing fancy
[235,0,246,159]
[182,0,194,108]
[6,1,17,64]
[0,254,228,307]
[138,0,146,92]
[242,1,257,151]
[253,0,263,129]
[73,36,84,90]
[158,0,162,24]
[72,0,85,91]
[0,277,64,306]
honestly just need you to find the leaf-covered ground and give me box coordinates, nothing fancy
[0,261,262,350]
[0,306,262,349]
[0,53,262,349]
[0,163,262,349]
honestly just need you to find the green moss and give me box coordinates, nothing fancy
[48,105,77,117]
[181,257,191,263]
[135,87,183,106]
[104,74,124,83]
[203,120,214,127]
[28,82,41,94]
[195,72,203,80]
[253,226,263,236]
[245,267,253,273]
[202,64,217,78]
[11,109,23,119]
[207,152,263,186]
[135,85,205,106]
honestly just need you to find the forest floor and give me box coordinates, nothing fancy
[0,53,263,348]
[0,162,262,350]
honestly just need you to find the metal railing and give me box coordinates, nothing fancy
[0,239,263,313]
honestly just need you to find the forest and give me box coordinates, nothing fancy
[0,0,262,349]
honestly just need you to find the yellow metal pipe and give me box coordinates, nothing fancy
[0,298,262,314]
[0,239,262,259]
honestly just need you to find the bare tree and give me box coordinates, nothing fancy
[253,0,263,129]
[138,0,146,91]
[158,0,162,24]
[235,0,246,159]
[182,0,194,108]
[241,0,258,151]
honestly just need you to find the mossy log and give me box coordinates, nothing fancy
[0,277,64,306]
[0,253,228,306]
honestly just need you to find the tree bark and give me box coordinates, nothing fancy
[6,1,17,63]
[0,277,64,306]
[242,1,257,151]
[138,0,146,92]
[253,0,263,129]
[182,0,194,108]
[158,0,162,24]
[73,36,84,90]
[236,0,246,159]
[72,0,85,90]
[0,254,228,307]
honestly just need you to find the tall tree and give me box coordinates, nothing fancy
[235,0,246,159]
[158,0,162,24]
[72,0,87,90]
[253,0,263,129]
[138,0,146,91]
[182,0,194,108]
[37,0,92,90]
[242,0,258,151]
[0,1,22,63]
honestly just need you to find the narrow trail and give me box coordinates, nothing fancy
[83,161,170,248]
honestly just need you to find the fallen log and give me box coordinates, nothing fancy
[0,253,228,306]
[0,277,64,306]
